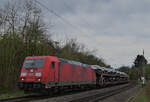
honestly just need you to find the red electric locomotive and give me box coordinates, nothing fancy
[17,56,96,93]
[17,56,129,93]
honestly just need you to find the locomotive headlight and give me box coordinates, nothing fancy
[35,72,42,77]
[21,72,27,76]
[21,78,25,81]
[37,78,41,81]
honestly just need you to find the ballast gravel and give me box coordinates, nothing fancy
[30,84,140,102]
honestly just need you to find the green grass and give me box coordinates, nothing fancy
[131,82,150,102]
[0,89,26,99]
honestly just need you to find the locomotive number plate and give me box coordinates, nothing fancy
[29,73,34,76]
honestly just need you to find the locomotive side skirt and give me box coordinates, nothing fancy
[46,81,96,88]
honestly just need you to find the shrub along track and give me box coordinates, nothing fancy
[0,83,136,102]
[0,95,45,102]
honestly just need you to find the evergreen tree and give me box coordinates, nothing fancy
[134,55,147,67]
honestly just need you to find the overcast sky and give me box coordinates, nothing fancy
[1,0,150,68]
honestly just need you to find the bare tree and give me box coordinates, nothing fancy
[0,0,50,89]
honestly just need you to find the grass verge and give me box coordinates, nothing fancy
[0,89,26,99]
[130,82,150,102]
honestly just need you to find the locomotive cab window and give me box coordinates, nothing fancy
[51,61,55,68]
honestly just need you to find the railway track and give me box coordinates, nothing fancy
[70,84,135,102]
[0,83,136,102]
[0,88,90,102]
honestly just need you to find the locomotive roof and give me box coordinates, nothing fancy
[58,58,90,67]
[91,65,114,72]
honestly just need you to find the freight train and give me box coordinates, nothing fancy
[17,56,129,94]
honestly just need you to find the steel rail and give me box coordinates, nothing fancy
[69,84,135,102]
[0,83,135,102]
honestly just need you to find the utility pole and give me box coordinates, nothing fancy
[142,49,146,86]
[142,49,145,78]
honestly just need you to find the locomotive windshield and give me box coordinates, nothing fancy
[23,59,45,68]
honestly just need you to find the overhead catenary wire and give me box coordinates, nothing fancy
[35,0,88,34]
